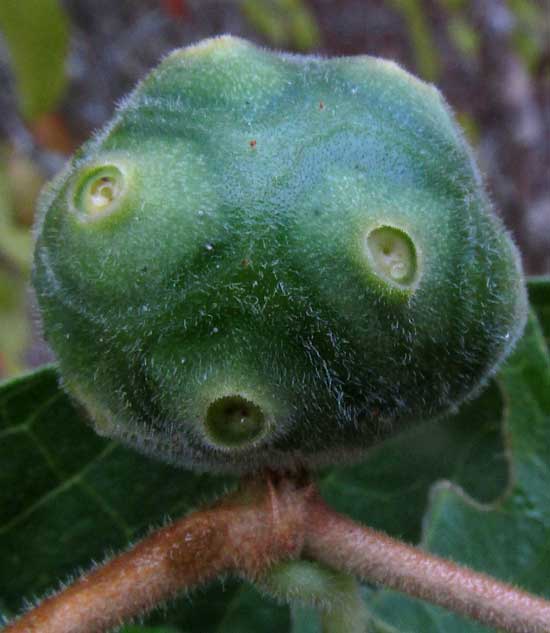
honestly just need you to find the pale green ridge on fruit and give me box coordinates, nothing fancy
[32,35,527,473]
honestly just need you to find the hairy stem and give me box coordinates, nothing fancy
[305,497,550,633]
[4,476,312,633]
[6,476,550,633]
[262,559,369,633]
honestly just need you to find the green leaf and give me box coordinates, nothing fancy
[290,606,321,633]
[362,312,550,631]
[0,367,290,631]
[528,276,550,348]
[388,1,440,81]
[447,15,480,59]
[241,0,321,51]
[0,367,230,617]
[212,582,290,632]
[508,0,546,70]
[319,378,507,544]
[0,0,69,120]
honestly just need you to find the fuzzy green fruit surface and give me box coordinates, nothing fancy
[33,36,527,473]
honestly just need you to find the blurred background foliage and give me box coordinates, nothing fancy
[0,0,548,380]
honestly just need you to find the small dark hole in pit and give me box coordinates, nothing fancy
[205,395,266,447]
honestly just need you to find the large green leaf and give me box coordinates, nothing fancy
[363,311,550,632]
[0,367,290,632]
[0,367,222,624]
[0,0,69,120]
[528,276,550,348]
[319,379,507,544]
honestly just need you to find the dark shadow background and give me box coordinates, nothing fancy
[0,0,548,378]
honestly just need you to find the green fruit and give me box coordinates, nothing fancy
[33,36,527,474]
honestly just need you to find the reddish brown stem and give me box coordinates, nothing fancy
[4,477,311,633]
[6,477,550,633]
[305,497,550,633]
